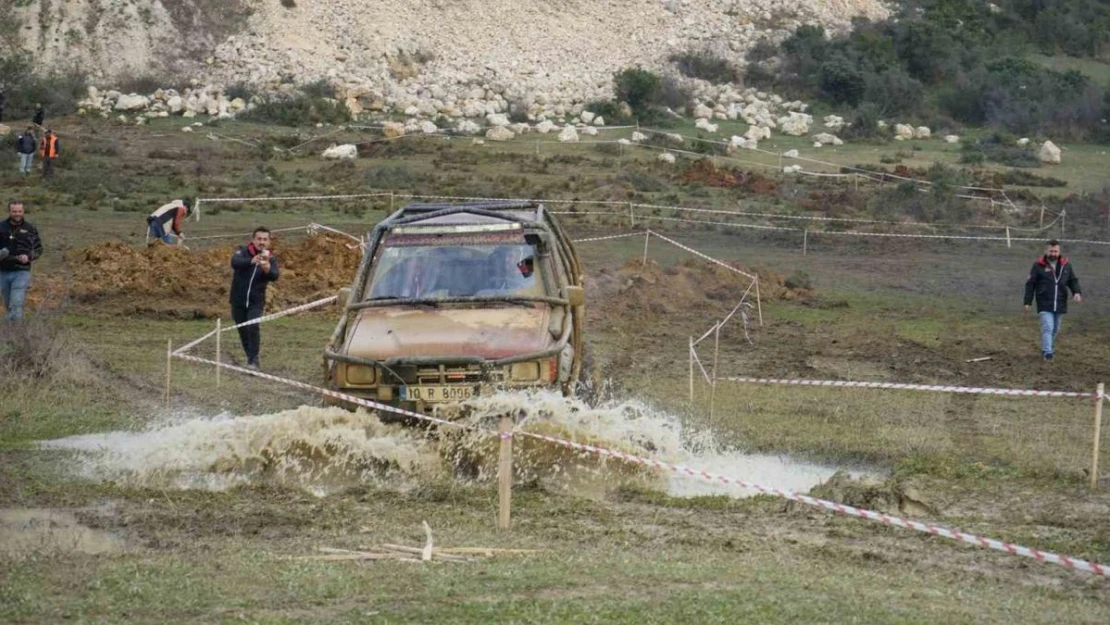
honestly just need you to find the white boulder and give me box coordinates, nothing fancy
[784,149,799,158]
[487,113,511,127]
[694,103,714,119]
[167,96,185,114]
[894,124,914,139]
[509,122,530,135]
[486,126,515,141]
[322,144,358,160]
[558,125,579,142]
[695,118,719,133]
[913,126,931,139]
[456,120,482,135]
[420,121,439,135]
[580,111,595,124]
[823,115,845,130]
[1039,140,1062,164]
[813,133,843,146]
[535,120,557,134]
[631,131,647,142]
[745,125,771,141]
[1017,137,1030,146]
[778,112,812,136]
[582,126,599,136]
[664,132,685,144]
[593,116,605,126]
[658,152,676,164]
[783,164,803,173]
[944,135,960,144]
[181,126,193,133]
[115,94,150,111]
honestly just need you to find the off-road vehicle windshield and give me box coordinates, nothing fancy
[365,238,541,300]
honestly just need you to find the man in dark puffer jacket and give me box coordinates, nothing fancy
[1023,239,1081,362]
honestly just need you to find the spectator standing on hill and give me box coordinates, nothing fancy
[1024,239,1082,362]
[16,127,35,175]
[229,227,279,371]
[39,129,58,178]
[32,103,44,128]
[146,199,192,246]
[0,200,44,322]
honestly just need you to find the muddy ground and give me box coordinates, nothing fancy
[3,117,1110,623]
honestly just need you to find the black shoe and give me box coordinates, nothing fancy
[1044,352,1054,362]
[247,359,260,371]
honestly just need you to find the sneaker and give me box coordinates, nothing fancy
[1044,352,1054,362]
[247,360,260,371]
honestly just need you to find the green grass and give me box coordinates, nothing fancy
[3,115,1110,623]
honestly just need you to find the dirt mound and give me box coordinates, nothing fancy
[678,160,778,195]
[586,258,812,326]
[64,235,362,318]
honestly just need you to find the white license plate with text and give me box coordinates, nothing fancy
[400,385,474,402]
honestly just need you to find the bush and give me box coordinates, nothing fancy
[225,81,255,102]
[614,68,662,117]
[0,51,88,120]
[960,133,1041,167]
[669,50,738,84]
[300,78,336,99]
[239,95,350,126]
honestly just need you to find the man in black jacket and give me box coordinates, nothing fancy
[229,227,279,370]
[0,200,44,322]
[1023,239,1081,361]
[16,127,35,175]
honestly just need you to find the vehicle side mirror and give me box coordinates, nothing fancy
[337,287,351,309]
[564,285,585,307]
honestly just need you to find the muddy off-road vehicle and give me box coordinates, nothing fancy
[323,200,586,417]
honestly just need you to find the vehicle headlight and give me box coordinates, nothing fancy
[344,364,377,385]
[509,361,541,381]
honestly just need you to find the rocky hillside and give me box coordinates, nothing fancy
[7,0,888,103]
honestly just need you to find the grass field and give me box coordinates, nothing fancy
[2,115,1110,623]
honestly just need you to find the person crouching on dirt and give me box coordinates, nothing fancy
[146,198,192,246]
[230,227,279,371]
[0,200,44,322]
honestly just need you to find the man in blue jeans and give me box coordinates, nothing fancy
[1023,239,1082,361]
[0,200,44,322]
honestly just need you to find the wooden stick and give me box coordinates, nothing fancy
[215,317,222,388]
[422,521,434,562]
[165,338,173,409]
[1091,383,1104,490]
[688,336,694,403]
[498,414,513,531]
[642,230,650,266]
[803,228,808,255]
[709,322,721,426]
[755,277,764,326]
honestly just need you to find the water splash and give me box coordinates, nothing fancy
[41,391,875,497]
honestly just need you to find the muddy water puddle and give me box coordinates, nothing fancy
[41,392,880,498]
[0,509,123,556]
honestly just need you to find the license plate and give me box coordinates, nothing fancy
[400,385,474,402]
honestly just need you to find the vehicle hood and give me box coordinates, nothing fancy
[344,304,554,361]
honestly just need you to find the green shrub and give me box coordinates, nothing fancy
[301,78,337,99]
[0,51,88,119]
[239,95,350,126]
[225,81,255,101]
[668,50,738,84]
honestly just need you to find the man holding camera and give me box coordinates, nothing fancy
[229,227,279,370]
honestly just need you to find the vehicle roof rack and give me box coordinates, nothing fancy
[385,200,545,227]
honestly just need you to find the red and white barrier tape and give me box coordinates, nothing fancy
[197,192,393,204]
[647,231,759,281]
[173,352,464,430]
[172,296,339,355]
[690,345,712,384]
[517,430,1108,577]
[308,223,364,246]
[187,225,310,241]
[573,232,648,244]
[724,376,1094,399]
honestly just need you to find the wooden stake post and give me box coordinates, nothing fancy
[1091,383,1105,490]
[165,338,173,409]
[215,318,222,388]
[688,336,694,403]
[709,322,721,425]
[498,414,514,530]
[642,230,650,266]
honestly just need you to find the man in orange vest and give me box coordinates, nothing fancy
[39,129,59,178]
